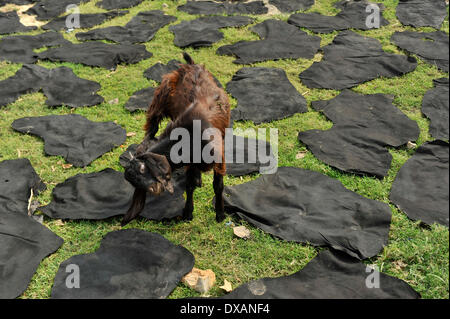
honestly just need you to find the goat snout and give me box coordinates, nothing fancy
[148,182,162,195]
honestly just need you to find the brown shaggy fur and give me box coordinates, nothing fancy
[143,53,230,175]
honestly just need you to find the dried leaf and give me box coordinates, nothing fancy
[54,219,65,226]
[0,4,45,27]
[220,279,233,293]
[62,163,73,169]
[296,151,308,159]
[393,260,408,270]
[182,268,216,293]
[126,132,136,137]
[233,226,251,239]
[27,188,34,216]
[108,98,119,105]
[19,13,45,27]
[106,71,117,78]
[407,141,417,149]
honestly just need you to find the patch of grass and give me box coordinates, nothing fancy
[1,0,448,299]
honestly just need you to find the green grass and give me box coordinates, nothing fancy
[0,0,448,299]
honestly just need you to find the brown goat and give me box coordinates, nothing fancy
[122,53,230,226]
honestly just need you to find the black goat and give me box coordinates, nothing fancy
[122,53,230,226]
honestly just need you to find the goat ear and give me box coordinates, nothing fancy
[153,153,171,174]
[121,188,147,226]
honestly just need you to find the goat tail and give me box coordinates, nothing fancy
[183,52,195,65]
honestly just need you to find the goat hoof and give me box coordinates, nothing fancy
[215,214,225,223]
[182,210,193,221]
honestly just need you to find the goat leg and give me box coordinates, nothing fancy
[194,167,202,187]
[213,171,225,222]
[147,115,162,140]
[182,168,197,221]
